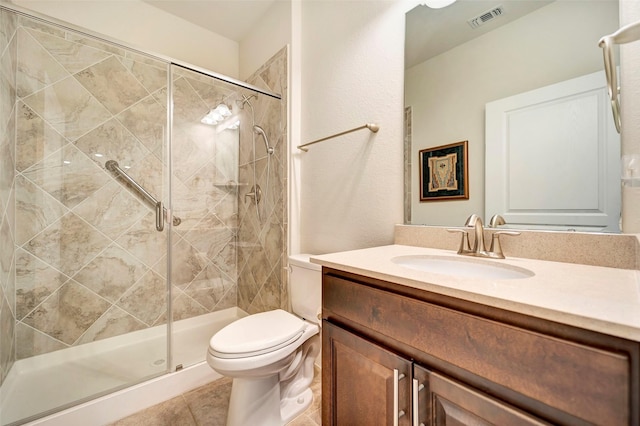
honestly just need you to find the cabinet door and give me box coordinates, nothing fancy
[323,321,412,426]
[414,366,550,426]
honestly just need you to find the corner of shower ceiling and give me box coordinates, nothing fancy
[237,46,288,315]
[0,6,18,388]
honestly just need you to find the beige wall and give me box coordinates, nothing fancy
[239,0,291,81]
[295,0,640,254]
[621,0,640,157]
[297,0,407,255]
[620,0,640,232]
[9,0,294,82]
[9,0,240,77]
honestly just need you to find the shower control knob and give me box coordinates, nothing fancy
[244,185,262,204]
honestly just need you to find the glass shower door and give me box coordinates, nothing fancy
[166,56,287,371]
[0,8,172,425]
[168,64,241,370]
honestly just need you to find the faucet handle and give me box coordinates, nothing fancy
[488,214,506,228]
[447,228,471,253]
[464,213,479,227]
[489,231,520,259]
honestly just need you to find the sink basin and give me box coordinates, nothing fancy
[391,255,534,280]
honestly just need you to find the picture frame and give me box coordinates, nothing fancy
[419,140,469,202]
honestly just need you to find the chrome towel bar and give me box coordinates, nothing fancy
[297,123,379,152]
[105,160,181,231]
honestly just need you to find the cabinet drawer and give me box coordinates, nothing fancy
[323,274,631,425]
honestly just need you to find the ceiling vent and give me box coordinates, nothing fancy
[468,5,504,29]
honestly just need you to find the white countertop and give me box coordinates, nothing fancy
[311,244,640,342]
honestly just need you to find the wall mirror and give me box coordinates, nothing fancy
[404,0,621,232]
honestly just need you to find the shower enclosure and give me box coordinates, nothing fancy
[0,5,287,425]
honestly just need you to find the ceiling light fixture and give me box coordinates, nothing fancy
[225,120,240,130]
[422,0,456,9]
[201,103,232,125]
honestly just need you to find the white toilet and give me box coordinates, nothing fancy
[207,254,322,426]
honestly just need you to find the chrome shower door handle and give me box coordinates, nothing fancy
[105,159,180,230]
[155,201,164,232]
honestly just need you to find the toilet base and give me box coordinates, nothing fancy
[223,336,320,426]
[281,387,313,424]
[225,376,314,426]
[226,375,282,426]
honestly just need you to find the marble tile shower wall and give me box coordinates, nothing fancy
[238,48,288,314]
[168,66,239,321]
[7,16,242,361]
[0,8,17,386]
[403,106,412,224]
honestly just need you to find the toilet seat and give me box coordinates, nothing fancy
[209,309,305,359]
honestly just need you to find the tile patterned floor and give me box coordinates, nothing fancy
[109,367,321,426]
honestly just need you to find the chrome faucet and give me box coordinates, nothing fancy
[447,214,520,259]
[467,214,486,254]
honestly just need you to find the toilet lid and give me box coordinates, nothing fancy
[209,309,305,358]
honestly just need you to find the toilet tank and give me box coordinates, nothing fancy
[288,254,322,324]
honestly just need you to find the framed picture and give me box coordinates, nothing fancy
[419,140,469,202]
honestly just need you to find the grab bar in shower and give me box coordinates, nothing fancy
[297,123,380,152]
[105,160,181,231]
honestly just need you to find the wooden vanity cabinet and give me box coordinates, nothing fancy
[321,267,640,426]
[323,322,548,426]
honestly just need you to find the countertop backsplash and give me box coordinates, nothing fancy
[394,224,639,270]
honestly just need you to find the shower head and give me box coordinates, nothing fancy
[237,94,257,110]
[253,125,274,155]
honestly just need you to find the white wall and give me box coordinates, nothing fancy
[9,0,240,77]
[406,1,618,226]
[289,0,302,256]
[294,0,640,253]
[620,0,640,156]
[240,0,291,80]
[297,1,408,255]
[620,0,640,232]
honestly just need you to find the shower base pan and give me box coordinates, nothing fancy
[1,308,245,426]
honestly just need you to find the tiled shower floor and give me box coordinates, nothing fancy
[109,366,322,426]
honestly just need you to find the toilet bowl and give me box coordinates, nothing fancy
[206,254,321,426]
